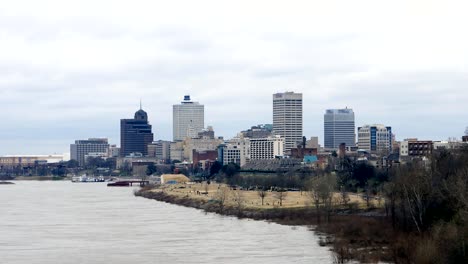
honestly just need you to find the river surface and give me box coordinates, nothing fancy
[0,181,332,263]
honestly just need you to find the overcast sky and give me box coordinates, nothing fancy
[1,0,467,155]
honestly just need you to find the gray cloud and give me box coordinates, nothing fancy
[1,0,467,155]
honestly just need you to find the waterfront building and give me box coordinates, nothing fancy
[273,92,303,153]
[170,141,184,162]
[249,136,284,160]
[173,95,204,141]
[324,108,355,149]
[120,107,154,157]
[70,138,109,166]
[148,140,171,161]
[357,124,392,154]
[0,155,65,167]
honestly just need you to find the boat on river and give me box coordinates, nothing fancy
[71,175,105,183]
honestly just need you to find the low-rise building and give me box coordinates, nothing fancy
[220,136,251,166]
[0,155,65,167]
[148,140,171,161]
[400,139,433,158]
[250,136,284,160]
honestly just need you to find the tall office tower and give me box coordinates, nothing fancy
[120,107,154,157]
[273,92,303,153]
[70,138,109,166]
[357,124,392,154]
[173,95,204,141]
[324,108,356,149]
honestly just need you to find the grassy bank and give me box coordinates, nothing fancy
[135,184,397,263]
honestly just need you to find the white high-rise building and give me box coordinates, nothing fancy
[273,92,303,153]
[173,95,204,141]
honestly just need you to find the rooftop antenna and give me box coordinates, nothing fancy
[140,99,142,110]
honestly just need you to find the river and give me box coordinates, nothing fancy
[0,181,333,263]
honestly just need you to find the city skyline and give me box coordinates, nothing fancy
[1,0,468,155]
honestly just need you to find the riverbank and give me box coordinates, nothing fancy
[12,176,68,181]
[135,184,397,263]
[0,181,15,184]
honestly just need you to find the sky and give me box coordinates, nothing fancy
[1,0,467,155]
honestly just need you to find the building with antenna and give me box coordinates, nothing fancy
[120,105,154,157]
[173,95,205,141]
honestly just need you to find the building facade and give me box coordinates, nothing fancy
[147,140,171,161]
[273,92,303,153]
[220,136,251,166]
[357,124,392,154]
[173,95,204,141]
[120,108,154,157]
[241,124,273,139]
[400,139,433,158]
[249,136,284,160]
[70,138,109,166]
[324,108,355,149]
[0,155,65,167]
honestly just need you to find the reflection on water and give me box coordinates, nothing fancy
[0,181,332,264]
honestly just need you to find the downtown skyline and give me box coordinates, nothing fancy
[1,0,468,155]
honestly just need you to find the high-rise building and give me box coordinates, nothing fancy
[70,138,109,166]
[173,95,204,141]
[120,107,154,157]
[324,108,355,149]
[357,124,392,154]
[273,92,303,153]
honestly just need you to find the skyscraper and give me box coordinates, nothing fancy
[273,92,303,152]
[324,108,355,149]
[173,95,204,141]
[120,107,154,157]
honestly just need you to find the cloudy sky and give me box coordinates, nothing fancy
[1,0,467,155]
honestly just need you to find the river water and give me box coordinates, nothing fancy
[0,181,332,263]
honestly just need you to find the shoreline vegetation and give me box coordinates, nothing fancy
[135,184,394,263]
[136,147,468,263]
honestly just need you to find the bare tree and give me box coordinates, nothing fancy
[257,188,268,206]
[274,189,288,206]
[233,190,244,215]
[215,186,230,212]
[308,174,337,223]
